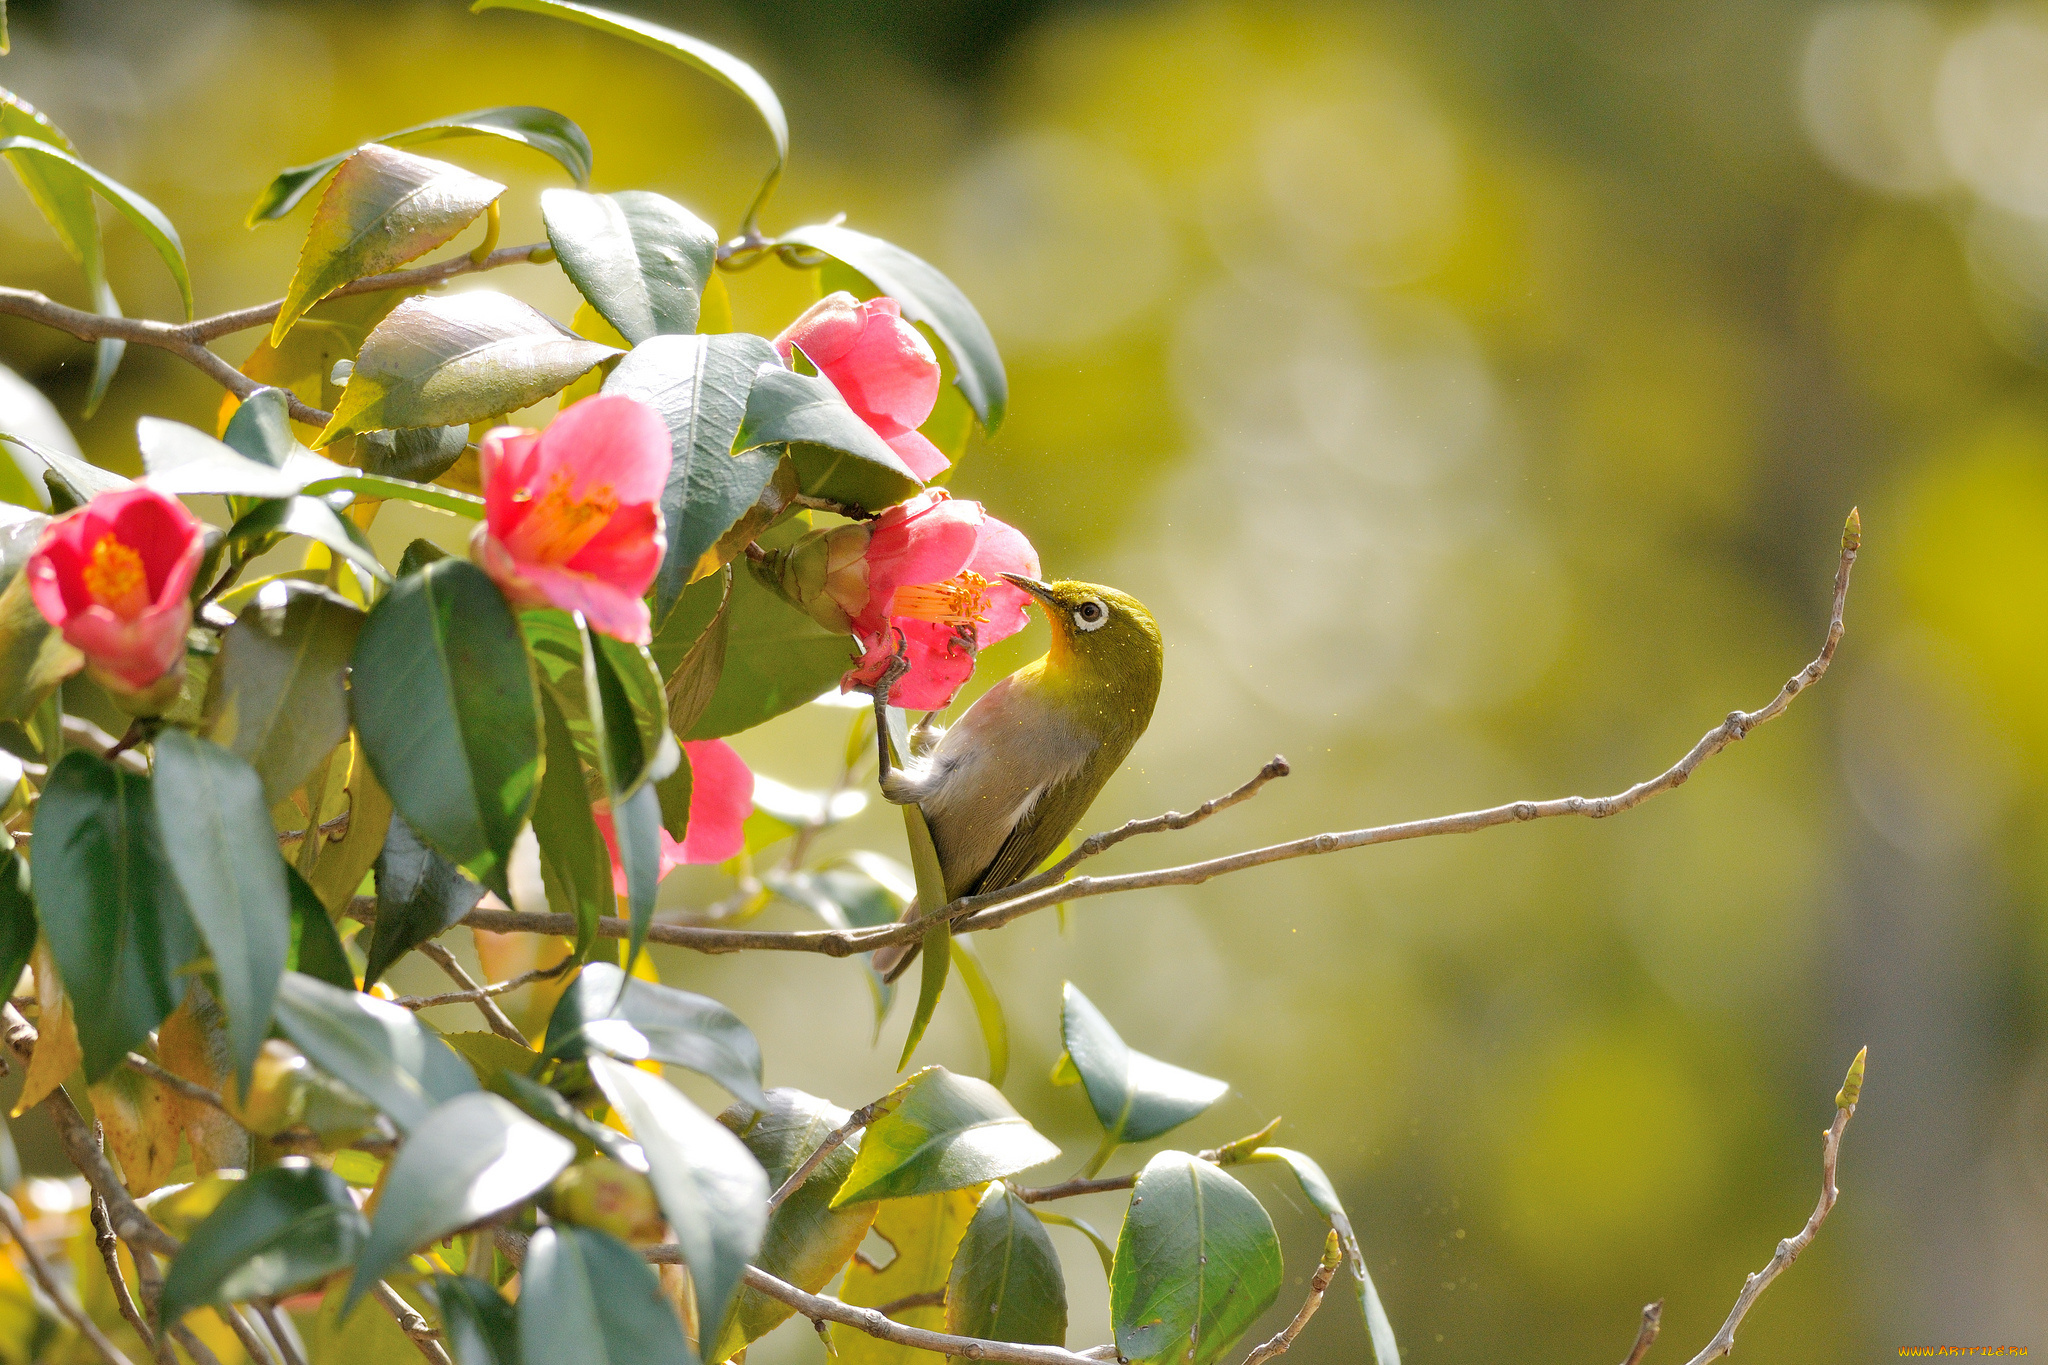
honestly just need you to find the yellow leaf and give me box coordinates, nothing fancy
[13,943,79,1117]
[88,1066,180,1195]
[831,1187,982,1365]
[157,994,251,1176]
[307,736,393,918]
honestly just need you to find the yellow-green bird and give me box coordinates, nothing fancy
[869,575,1164,979]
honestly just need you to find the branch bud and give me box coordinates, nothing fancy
[1206,1115,1283,1166]
[1318,1228,1344,1273]
[1841,507,1861,553]
[1834,1045,1867,1110]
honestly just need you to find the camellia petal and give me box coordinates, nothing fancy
[26,485,205,694]
[776,291,949,477]
[592,739,753,892]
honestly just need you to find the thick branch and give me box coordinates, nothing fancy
[0,1190,139,1365]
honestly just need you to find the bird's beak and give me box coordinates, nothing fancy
[1000,573,1054,604]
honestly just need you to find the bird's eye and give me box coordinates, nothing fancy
[1073,598,1109,632]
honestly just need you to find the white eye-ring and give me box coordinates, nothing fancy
[1072,598,1109,632]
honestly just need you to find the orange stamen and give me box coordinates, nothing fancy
[888,570,995,629]
[82,534,150,619]
[503,468,619,564]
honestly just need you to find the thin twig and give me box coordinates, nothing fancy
[389,958,573,1012]
[766,1103,880,1214]
[1014,1124,1280,1203]
[60,717,149,774]
[255,1303,309,1365]
[1623,1301,1663,1365]
[168,1325,225,1365]
[91,1199,162,1361]
[416,941,528,1046]
[373,1282,452,1365]
[277,812,350,848]
[1241,1230,1343,1365]
[872,1289,946,1318]
[125,1053,233,1116]
[222,1305,283,1365]
[1677,1075,1861,1364]
[0,1190,139,1365]
[182,243,553,342]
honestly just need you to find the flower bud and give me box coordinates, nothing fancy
[550,1156,664,1242]
[753,522,872,633]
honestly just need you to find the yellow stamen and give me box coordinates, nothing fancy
[82,534,150,619]
[888,570,995,629]
[503,468,619,564]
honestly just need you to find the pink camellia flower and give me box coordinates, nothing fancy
[27,485,205,698]
[470,393,668,644]
[775,293,951,481]
[592,740,755,890]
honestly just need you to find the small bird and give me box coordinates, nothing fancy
[869,575,1164,980]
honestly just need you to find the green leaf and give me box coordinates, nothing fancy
[0,848,35,1007]
[1031,1208,1114,1282]
[470,0,787,183]
[543,961,764,1108]
[896,803,951,1071]
[150,730,293,1090]
[347,1092,573,1309]
[227,496,392,591]
[362,814,486,986]
[287,865,357,992]
[248,107,592,225]
[221,387,296,468]
[832,1067,1059,1207]
[274,146,503,346]
[30,751,199,1081]
[948,937,1008,1089]
[299,469,485,518]
[159,1165,367,1323]
[1239,1148,1399,1365]
[777,223,1005,433]
[515,1224,691,1365]
[947,1184,1066,1355]
[577,620,663,970]
[681,548,852,741]
[0,567,79,721]
[316,292,620,446]
[604,333,780,622]
[491,1069,642,1168]
[1110,1153,1282,1365]
[203,580,363,806]
[588,1056,768,1341]
[0,428,130,506]
[351,558,541,898]
[356,425,470,484]
[1062,981,1226,1151]
[543,190,717,344]
[431,1275,521,1365]
[832,1189,979,1365]
[737,368,922,512]
[712,1089,878,1360]
[0,134,191,319]
[270,971,479,1134]
[136,417,315,499]
[532,690,613,964]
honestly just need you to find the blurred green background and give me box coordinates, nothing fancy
[5,0,2046,1360]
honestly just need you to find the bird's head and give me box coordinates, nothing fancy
[1000,575,1162,686]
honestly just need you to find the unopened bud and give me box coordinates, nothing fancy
[1835,1045,1867,1110]
[752,523,872,633]
[1842,507,1861,554]
[550,1157,664,1242]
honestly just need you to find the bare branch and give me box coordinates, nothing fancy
[254,1303,309,1365]
[766,1102,880,1214]
[183,243,553,342]
[1241,1230,1343,1365]
[0,1189,139,1365]
[1677,1052,1864,1365]
[91,1199,165,1365]
[222,1305,284,1365]
[415,941,528,1046]
[1622,1301,1662,1365]
[389,957,573,1012]
[125,1053,233,1117]
[374,1282,453,1365]
[1015,1122,1284,1203]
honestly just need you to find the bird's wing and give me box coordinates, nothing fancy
[969,759,1117,897]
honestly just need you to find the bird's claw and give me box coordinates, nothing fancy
[873,628,912,709]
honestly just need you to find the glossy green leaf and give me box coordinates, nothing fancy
[471,0,787,175]
[431,1275,521,1365]
[832,1188,980,1365]
[151,730,292,1089]
[362,813,486,986]
[0,848,34,1005]
[316,292,619,445]
[0,427,129,507]
[31,751,199,1081]
[737,367,922,512]
[221,386,296,468]
[1063,981,1226,1149]
[204,580,362,806]
[160,1165,367,1322]
[778,223,1005,433]
[604,333,782,622]
[577,620,663,970]
[299,469,484,518]
[351,558,540,898]
[1110,1153,1282,1365]
[248,107,592,225]
[287,865,357,992]
[832,1066,1059,1207]
[270,971,479,1134]
[0,134,191,318]
[356,424,470,484]
[273,146,503,346]
[1240,1148,1399,1365]
[897,803,952,1071]
[491,1069,641,1168]
[136,417,316,499]
[949,936,1008,1089]
[0,567,79,721]
[1032,1208,1114,1281]
[348,1092,573,1309]
[227,496,392,586]
[516,1224,691,1365]
[543,961,764,1108]
[712,1089,879,1359]
[947,1184,1066,1355]
[677,544,852,741]
[532,690,612,964]
[589,1056,768,1341]
[543,190,717,344]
